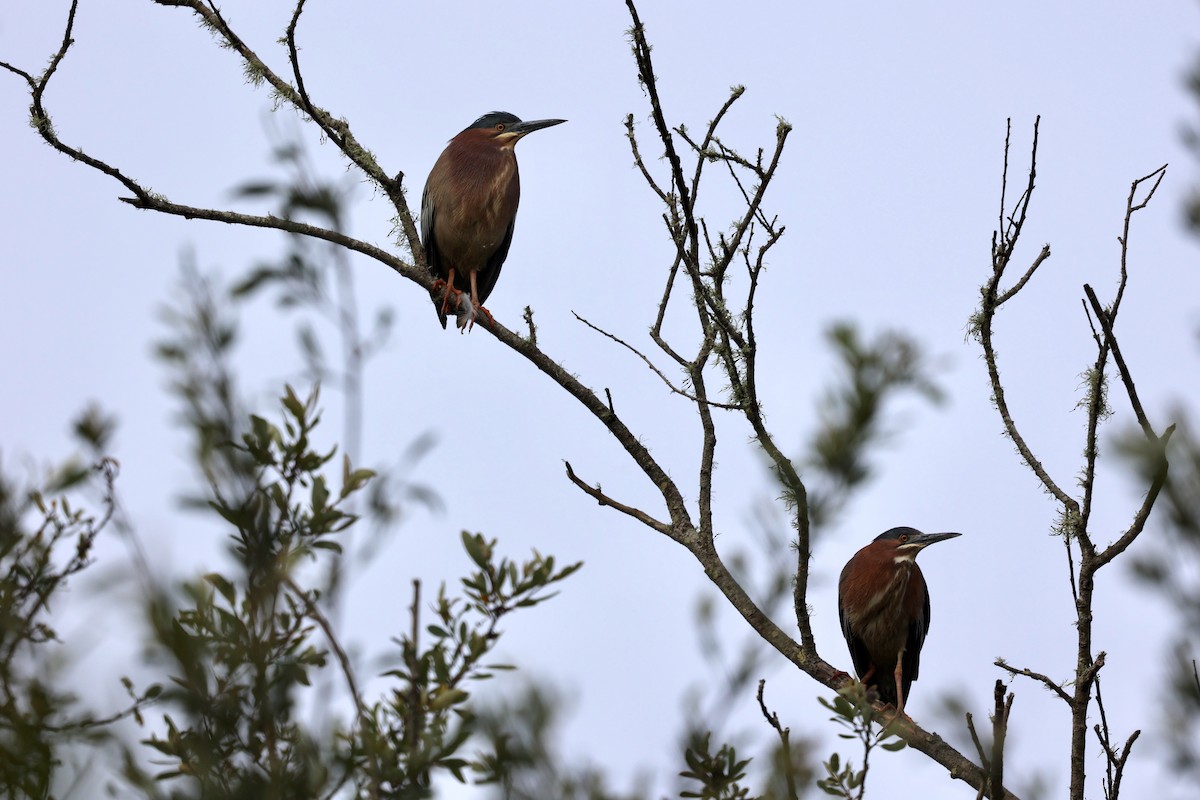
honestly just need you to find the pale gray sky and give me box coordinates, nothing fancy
[3,2,1199,797]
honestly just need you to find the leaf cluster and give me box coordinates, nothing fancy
[679,732,754,799]
[376,533,581,792]
[0,457,131,797]
[815,684,905,799]
[117,386,584,799]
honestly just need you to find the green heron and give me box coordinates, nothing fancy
[838,527,961,714]
[421,111,566,330]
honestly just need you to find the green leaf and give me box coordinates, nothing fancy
[344,468,375,496]
[282,385,306,422]
[209,500,249,530]
[312,475,328,511]
[231,180,280,198]
[461,531,489,569]
[430,688,469,711]
[202,573,237,604]
[230,265,282,297]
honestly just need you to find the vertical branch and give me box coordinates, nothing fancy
[1069,164,1169,800]
[628,11,810,645]
[757,680,800,800]
[975,118,1076,512]
[979,116,1172,800]
[989,681,1012,800]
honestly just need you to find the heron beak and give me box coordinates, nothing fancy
[911,531,962,548]
[509,118,567,137]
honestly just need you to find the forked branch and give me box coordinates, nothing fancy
[979,116,1174,800]
[976,117,1077,512]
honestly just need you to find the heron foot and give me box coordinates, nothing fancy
[458,301,495,333]
[437,281,465,319]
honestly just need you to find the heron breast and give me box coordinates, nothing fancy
[437,159,518,267]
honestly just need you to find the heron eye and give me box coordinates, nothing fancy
[495,123,506,132]
[898,534,909,543]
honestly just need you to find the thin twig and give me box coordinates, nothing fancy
[996,244,1052,306]
[522,305,537,346]
[757,680,800,800]
[1092,676,1140,800]
[563,461,674,538]
[965,712,990,773]
[283,574,380,795]
[994,660,1071,704]
[1095,424,1176,568]
[573,311,742,409]
[1113,165,1168,317]
[979,118,1077,512]
[624,113,669,204]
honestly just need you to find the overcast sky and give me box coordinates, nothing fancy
[3,2,1199,797]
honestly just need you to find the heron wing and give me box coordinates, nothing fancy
[838,587,874,680]
[420,182,450,328]
[421,184,443,276]
[902,579,931,687]
[474,214,515,306]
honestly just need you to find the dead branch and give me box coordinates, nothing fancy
[995,660,1071,705]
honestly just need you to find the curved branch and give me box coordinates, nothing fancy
[1095,423,1175,569]
[978,118,1078,513]
[6,0,697,570]
[158,0,423,257]
[122,194,424,280]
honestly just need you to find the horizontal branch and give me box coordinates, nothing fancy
[121,194,425,280]
[995,659,1071,705]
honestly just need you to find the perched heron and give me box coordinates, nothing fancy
[838,527,961,714]
[421,111,566,330]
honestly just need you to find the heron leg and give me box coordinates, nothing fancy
[891,659,910,719]
[465,269,494,331]
[438,268,464,317]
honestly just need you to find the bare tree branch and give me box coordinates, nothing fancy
[757,679,800,800]
[996,244,1051,306]
[153,0,422,254]
[563,460,674,538]
[1079,165,1168,548]
[1093,676,1140,800]
[572,311,743,410]
[995,660,1071,705]
[283,574,381,796]
[979,117,1173,798]
[976,117,1078,512]
[988,682,1013,800]
[1083,286,1153,439]
[1095,423,1176,568]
